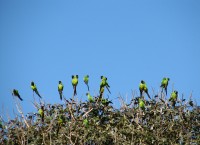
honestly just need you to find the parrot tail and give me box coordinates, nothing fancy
[165,88,167,96]
[59,91,62,100]
[87,84,90,91]
[142,106,145,111]
[18,96,23,101]
[99,88,103,99]
[74,86,77,96]
[172,101,176,108]
[99,93,103,99]
[106,86,111,94]
[146,91,151,99]
[35,90,42,98]
[140,90,142,97]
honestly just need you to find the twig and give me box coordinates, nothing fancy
[82,108,93,118]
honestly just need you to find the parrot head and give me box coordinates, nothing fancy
[101,76,107,81]
[31,81,34,86]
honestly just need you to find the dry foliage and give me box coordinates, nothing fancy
[0,93,200,145]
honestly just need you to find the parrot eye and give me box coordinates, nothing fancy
[72,75,74,78]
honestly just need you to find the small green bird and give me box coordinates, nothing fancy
[38,106,44,122]
[57,114,65,135]
[160,77,170,95]
[169,91,178,101]
[101,98,112,106]
[169,90,178,107]
[139,80,151,99]
[84,75,90,91]
[58,81,64,100]
[83,119,89,127]
[12,89,23,101]
[139,98,145,111]
[86,93,94,102]
[31,81,42,98]
[100,76,111,94]
[72,75,78,96]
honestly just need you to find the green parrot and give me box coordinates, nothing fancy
[101,98,112,106]
[38,106,44,122]
[139,98,145,111]
[57,114,65,135]
[58,81,64,100]
[86,93,94,102]
[31,81,42,98]
[160,77,170,95]
[84,75,89,91]
[139,80,151,99]
[100,76,111,94]
[12,89,23,101]
[72,75,78,96]
[169,90,178,107]
[83,119,89,128]
[169,91,178,101]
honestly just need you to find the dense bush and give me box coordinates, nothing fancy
[0,93,199,145]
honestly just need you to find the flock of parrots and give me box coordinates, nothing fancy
[12,76,177,107]
[11,76,179,122]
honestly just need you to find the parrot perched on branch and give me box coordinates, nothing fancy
[169,90,178,107]
[58,81,64,100]
[160,77,170,95]
[12,89,23,101]
[31,81,42,98]
[86,93,94,102]
[99,76,111,97]
[139,80,151,99]
[139,98,145,111]
[38,106,44,122]
[84,75,89,91]
[72,75,78,96]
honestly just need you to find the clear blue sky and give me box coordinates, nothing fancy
[0,0,200,119]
